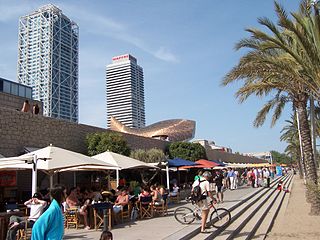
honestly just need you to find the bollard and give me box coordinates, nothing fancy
[103,209,108,231]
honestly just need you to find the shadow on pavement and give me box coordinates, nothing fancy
[64,234,88,239]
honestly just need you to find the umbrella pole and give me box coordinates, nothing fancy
[50,174,53,189]
[185,170,188,183]
[116,169,119,187]
[166,165,170,190]
[31,155,38,195]
[107,171,110,190]
[73,172,76,187]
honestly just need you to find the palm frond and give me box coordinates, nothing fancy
[253,99,276,127]
[271,95,287,127]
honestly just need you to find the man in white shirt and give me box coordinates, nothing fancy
[263,168,271,187]
[6,193,47,240]
[192,171,215,233]
[253,168,259,187]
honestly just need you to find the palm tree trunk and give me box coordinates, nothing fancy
[296,110,306,180]
[295,97,320,215]
[295,148,304,179]
[295,99,318,184]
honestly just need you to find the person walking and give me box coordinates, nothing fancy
[214,171,224,203]
[253,168,258,188]
[192,171,215,233]
[251,168,256,188]
[228,168,236,190]
[264,168,271,188]
[31,185,66,240]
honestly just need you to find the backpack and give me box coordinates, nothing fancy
[191,179,206,202]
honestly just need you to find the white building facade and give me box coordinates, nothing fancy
[106,54,145,128]
[17,4,79,122]
[243,152,273,164]
[193,139,233,153]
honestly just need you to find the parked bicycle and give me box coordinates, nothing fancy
[174,198,231,228]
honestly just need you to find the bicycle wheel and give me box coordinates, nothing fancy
[174,206,195,224]
[210,208,231,228]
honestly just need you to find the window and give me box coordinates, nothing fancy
[3,81,10,93]
[11,83,18,95]
[18,85,25,97]
[26,88,32,99]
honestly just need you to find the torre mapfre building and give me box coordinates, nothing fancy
[106,54,145,128]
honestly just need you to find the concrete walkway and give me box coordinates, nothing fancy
[64,185,256,240]
[267,175,320,240]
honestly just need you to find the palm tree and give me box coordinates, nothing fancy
[222,46,316,182]
[280,115,304,177]
[222,0,319,214]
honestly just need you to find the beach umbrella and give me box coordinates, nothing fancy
[92,151,158,186]
[0,145,118,194]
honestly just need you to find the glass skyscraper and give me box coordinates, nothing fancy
[17,4,79,122]
[106,54,145,128]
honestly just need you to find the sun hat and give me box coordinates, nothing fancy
[202,171,212,178]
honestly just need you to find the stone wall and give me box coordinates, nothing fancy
[206,148,268,164]
[0,107,168,157]
[0,92,42,115]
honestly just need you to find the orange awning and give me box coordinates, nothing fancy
[196,159,220,168]
[179,164,207,170]
[179,159,219,169]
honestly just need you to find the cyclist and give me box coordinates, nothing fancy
[192,171,216,233]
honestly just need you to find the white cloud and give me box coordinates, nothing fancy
[155,47,179,63]
[0,2,34,22]
[60,3,125,32]
[0,1,179,63]
[61,3,179,63]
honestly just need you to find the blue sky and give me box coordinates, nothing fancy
[0,0,300,153]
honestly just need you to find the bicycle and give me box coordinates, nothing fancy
[174,198,231,228]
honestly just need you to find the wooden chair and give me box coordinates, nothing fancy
[120,203,132,222]
[17,218,32,240]
[64,208,79,229]
[169,192,180,204]
[139,196,153,219]
[152,195,167,217]
[162,194,168,215]
[17,205,33,239]
[92,202,113,230]
[93,208,104,230]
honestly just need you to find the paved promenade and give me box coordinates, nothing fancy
[64,185,256,240]
[267,175,320,240]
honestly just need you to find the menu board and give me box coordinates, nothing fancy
[0,171,17,186]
